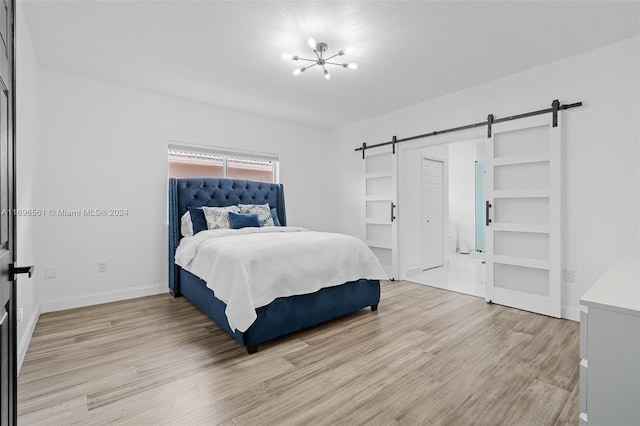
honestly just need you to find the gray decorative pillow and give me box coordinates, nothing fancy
[238,204,275,227]
[202,205,239,230]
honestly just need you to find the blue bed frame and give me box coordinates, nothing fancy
[168,177,380,354]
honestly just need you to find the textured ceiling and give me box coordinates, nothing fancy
[22,1,639,130]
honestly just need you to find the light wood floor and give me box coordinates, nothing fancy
[18,281,579,425]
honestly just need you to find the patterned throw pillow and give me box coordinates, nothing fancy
[202,205,239,230]
[238,204,275,227]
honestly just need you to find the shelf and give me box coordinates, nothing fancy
[491,223,550,234]
[492,255,549,270]
[492,153,550,166]
[366,240,392,249]
[365,219,391,225]
[493,189,549,198]
[365,172,392,179]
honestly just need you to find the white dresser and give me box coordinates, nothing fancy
[579,258,640,426]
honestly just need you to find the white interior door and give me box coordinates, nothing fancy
[485,113,561,317]
[365,151,398,279]
[421,156,444,270]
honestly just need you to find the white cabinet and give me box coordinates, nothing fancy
[579,258,640,426]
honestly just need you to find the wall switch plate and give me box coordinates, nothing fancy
[45,267,56,279]
[17,307,23,323]
[563,269,575,282]
[98,261,108,273]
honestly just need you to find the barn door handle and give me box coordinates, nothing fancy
[9,264,34,280]
[390,202,396,222]
[485,201,492,226]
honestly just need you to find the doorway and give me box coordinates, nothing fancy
[401,137,486,298]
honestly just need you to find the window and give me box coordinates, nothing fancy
[168,148,278,182]
[168,150,224,178]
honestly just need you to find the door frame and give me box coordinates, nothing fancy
[420,154,446,271]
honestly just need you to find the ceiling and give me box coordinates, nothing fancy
[22,1,639,130]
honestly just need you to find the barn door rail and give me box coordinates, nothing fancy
[355,99,582,158]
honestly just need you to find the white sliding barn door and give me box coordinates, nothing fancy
[485,114,561,317]
[365,152,398,279]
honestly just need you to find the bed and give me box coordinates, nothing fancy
[168,177,383,354]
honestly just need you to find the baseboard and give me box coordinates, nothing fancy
[40,283,168,314]
[403,267,421,279]
[562,306,580,322]
[17,302,40,375]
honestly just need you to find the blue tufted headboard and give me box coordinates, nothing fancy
[168,177,287,296]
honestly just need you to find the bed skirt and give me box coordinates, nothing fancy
[179,268,380,351]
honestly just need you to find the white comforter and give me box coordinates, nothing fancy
[175,227,387,332]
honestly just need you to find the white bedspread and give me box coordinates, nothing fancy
[175,227,387,332]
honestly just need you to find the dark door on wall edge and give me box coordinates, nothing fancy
[0,0,16,424]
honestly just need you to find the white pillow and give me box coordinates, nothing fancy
[180,211,193,237]
[238,204,274,227]
[202,205,239,230]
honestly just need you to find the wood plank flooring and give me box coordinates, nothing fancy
[18,281,579,425]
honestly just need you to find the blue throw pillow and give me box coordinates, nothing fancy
[188,207,208,234]
[228,212,261,229]
[270,208,281,227]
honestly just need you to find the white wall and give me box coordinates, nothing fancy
[329,37,640,319]
[448,139,482,252]
[15,2,40,371]
[34,69,330,312]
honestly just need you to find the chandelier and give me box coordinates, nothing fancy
[282,38,358,80]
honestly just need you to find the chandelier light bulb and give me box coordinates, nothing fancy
[347,63,358,70]
[293,68,302,76]
[307,37,316,49]
[343,46,355,54]
[324,70,331,80]
[282,53,293,60]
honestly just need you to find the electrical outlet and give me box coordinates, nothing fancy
[17,307,23,323]
[563,269,575,282]
[98,261,108,273]
[45,267,56,279]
